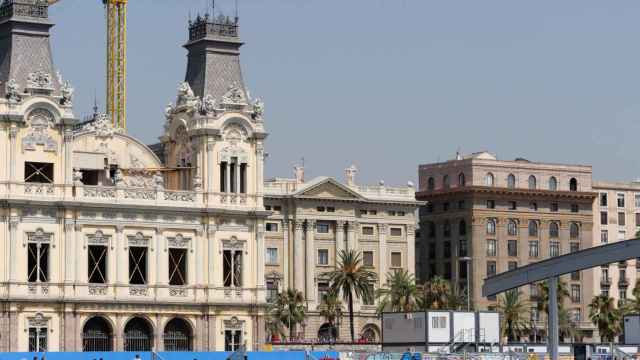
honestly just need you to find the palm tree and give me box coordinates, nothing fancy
[318,290,343,340]
[622,279,640,315]
[558,308,577,342]
[420,276,452,310]
[497,290,530,342]
[328,249,377,342]
[270,289,306,340]
[589,295,622,343]
[376,269,419,314]
[534,280,570,315]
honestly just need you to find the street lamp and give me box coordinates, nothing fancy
[459,257,472,311]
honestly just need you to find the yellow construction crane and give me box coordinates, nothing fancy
[104,0,127,129]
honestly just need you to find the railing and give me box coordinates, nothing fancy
[600,277,611,286]
[189,15,239,41]
[0,0,48,20]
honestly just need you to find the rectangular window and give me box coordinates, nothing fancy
[432,316,447,329]
[601,230,608,244]
[363,284,375,305]
[240,163,247,193]
[88,245,107,284]
[327,207,335,213]
[220,162,227,192]
[530,307,540,322]
[388,210,396,216]
[570,242,579,253]
[266,222,279,232]
[391,252,402,268]
[444,241,451,258]
[619,231,627,241]
[360,209,368,216]
[28,242,49,283]
[317,206,326,212]
[24,162,54,183]
[600,193,608,207]
[529,241,539,258]
[459,240,468,257]
[508,261,518,271]
[316,222,330,234]
[550,202,559,212]
[363,251,374,267]
[618,193,625,208]
[390,227,403,237]
[508,240,518,257]
[168,248,187,286]
[530,284,539,301]
[571,284,581,303]
[486,239,497,257]
[619,212,626,226]
[444,262,452,279]
[486,200,495,209]
[362,226,374,236]
[636,194,640,208]
[571,204,579,213]
[273,206,282,212]
[458,261,467,279]
[636,213,640,227]
[225,330,242,352]
[266,280,278,303]
[601,211,608,225]
[428,243,436,259]
[620,288,627,301]
[28,326,48,352]
[509,201,517,210]
[266,248,278,265]
[550,241,560,257]
[458,200,466,209]
[317,281,330,303]
[369,210,377,215]
[317,249,329,265]
[601,288,610,297]
[486,261,497,277]
[571,271,580,281]
[129,246,147,285]
[223,250,242,287]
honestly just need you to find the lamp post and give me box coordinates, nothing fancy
[460,257,472,311]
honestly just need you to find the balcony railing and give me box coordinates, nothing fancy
[619,278,629,287]
[0,0,48,20]
[600,277,611,287]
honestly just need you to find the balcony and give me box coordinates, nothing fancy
[619,278,629,288]
[600,277,611,287]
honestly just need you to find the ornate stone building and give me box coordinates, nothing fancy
[263,166,420,342]
[0,2,268,352]
[416,152,597,341]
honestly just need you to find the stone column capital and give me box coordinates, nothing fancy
[115,225,125,233]
[9,216,20,229]
[306,219,316,229]
[336,220,345,231]
[377,223,387,232]
[294,220,305,231]
[347,221,358,231]
[9,126,17,139]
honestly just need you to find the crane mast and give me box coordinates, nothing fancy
[105,0,127,129]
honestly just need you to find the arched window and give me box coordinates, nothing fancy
[549,222,559,238]
[528,221,538,237]
[124,317,153,352]
[507,174,516,189]
[361,325,379,343]
[570,178,578,192]
[486,219,496,235]
[443,175,450,189]
[549,177,558,191]
[528,175,537,190]
[164,318,193,352]
[570,223,579,240]
[507,219,518,236]
[458,173,466,187]
[318,323,337,342]
[459,220,467,236]
[82,317,113,352]
[530,201,538,211]
[427,177,435,191]
[443,220,451,237]
[485,173,495,187]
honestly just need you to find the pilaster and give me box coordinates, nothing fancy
[63,128,74,197]
[255,140,265,207]
[347,221,357,251]
[293,220,305,293]
[8,126,17,184]
[256,220,266,290]
[407,224,416,275]
[115,225,125,286]
[8,216,19,281]
[378,223,387,285]
[64,219,75,284]
[206,140,215,204]
[336,220,345,261]
[282,220,290,289]
[305,219,316,303]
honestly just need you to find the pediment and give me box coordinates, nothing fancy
[296,179,363,200]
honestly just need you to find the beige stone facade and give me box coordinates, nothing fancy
[263,167,420,342]
[416,152,597,340]
[591,181,640,306]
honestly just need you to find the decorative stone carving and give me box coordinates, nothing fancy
[124,189,156,200]
[88,285,108,296]
[153,171,165,190]
[251,97,264,120]
[27,228,52,243]
[192,175,202,191]
[169,287,187,297]
[224,316,245,330]
[28,313,49,328]
[5,79,21,103]
[23,109,57,152]
[164,191,196,202]
[26,71,53,90]
[221,83,247,106]
[164,102,174,119]
[113,169,125,186]
[200,94,217,115]
[87,230,110,245]
[73,168,83,185]
[168,234,191,248]
[129,286,149,296]
[128,232,150,246]
[176,82,199,109]
[345,164,358,187]
[222,236,245,250]
[60,80,74,106]
[82,113,123,138]
[24,183,55,195]
[83,187,116,199]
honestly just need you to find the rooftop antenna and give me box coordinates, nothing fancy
[234,0,238,22]
[93,90,99,115]
[212,0,215,16]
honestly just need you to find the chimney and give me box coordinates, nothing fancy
[0,0,61,98]
[184,12,247,101]
[345,164,357,187]
[294,165,304,185]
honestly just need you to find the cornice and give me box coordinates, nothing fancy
[416,186,598,201]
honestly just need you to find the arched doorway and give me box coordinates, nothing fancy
[317,323,337,343]
[124,317,154,352]
[163,318,193,351]
[361,324,379,343]
[82,316,113,352]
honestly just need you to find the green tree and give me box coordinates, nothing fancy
[497,290,530,342]
[376,269,419,314]
[621,279,640,315]
[318,291,343,339]
[589,295,622,343]
[534,280,569,315]
[558,308,577,342]
[328,250,377,342]
[270,289,306,339]
[420,276,452,310]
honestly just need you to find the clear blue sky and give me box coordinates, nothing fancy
[50,1,640,186]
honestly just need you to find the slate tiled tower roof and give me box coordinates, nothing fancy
[184,13,247,101]
[0,0,60,97]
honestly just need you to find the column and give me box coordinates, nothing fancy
[305,220,316,303]
[225,163,231,193]
[209,221,219,288]
[63,128,73,196]
[64,219,75,284]
[255,141,265,207]
[8,216,19,282]
[282,221,290,289]
[8,309,17,352]
[407,225,416,275]
[115,226,125,286]
[293,220,305,293]
[335,221,345,262]
[346,221,357,251]
[196,226,205,287]
[377,223,387,285]
[155,228,163,291]
[256,220,265,289]
[75,223,82,286]
[207,141,215,200]
[8,126,16,183]
[155,314,162,351]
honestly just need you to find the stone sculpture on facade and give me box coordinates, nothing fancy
[5,79,21,103]
[60,80,74,106]
[82,113,123,138]
[252,97,264,120]
[27,70,53,90]
[113,169,125,186]
[73,168,83,185]
[22,109,57,152]
[221,84,247,105]
[200,94,217,115]
[192,174,203,191]
[176,82,199,110]
[153,171,165,190]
